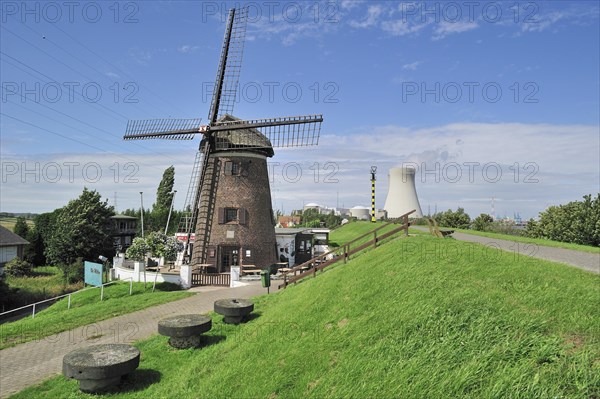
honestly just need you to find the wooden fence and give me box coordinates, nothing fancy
[279,210,415,289]
[191,273,231,287]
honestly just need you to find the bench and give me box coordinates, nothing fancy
[241,266,261,275]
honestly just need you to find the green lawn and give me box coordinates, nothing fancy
[12,234,599,398]
[329,220,410,247]
[0,281,193,350]
[453,228,600,254]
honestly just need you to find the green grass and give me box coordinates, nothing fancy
[12,235,600,398]
[0,282,192,350]
[6,266,83,306]
[329,220,406,247]
[453,228,600,254]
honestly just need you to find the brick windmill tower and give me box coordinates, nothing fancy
[123,8,323,272]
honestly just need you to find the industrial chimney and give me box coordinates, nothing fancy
[384,167,423,218]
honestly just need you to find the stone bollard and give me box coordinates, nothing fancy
[63,344,140,393]
[158,314,212,349]
[214,298,254,324]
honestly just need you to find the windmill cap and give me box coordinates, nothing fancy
[209,114,274,157]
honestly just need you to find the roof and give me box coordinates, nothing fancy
[111,214,138,220]
[275,228,310,235]
[0,225,29,246]
[207,114,274,157]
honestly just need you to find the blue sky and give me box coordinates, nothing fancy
[1,0,599,220]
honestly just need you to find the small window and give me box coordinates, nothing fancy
[224,161,240,176]
[225,208,238,222]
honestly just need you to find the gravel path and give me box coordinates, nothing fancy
[413,226,599,274]
[0,281,268,398]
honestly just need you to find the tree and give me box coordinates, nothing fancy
[125,237,149,261]
[436,208,471,229]
[0,272,19,311]
[125,233,182,262]
[13,216,29,238]
[472,213,494,231]
[25,211,59,266]
[45,188,115,279]
[155,166,175,211]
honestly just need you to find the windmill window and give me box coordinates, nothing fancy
[225,208,238,222]
[224,161,240,176]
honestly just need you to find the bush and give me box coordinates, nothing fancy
[525,194,600,246]
[4,258,33,277]
[62,257,84,284]
[472,214,494,231]
[435,208,471,229]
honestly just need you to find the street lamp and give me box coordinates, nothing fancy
[164,190,177,235]
[139,191,145,238]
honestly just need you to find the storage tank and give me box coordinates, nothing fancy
[383,167,423,218]
[350,206,371,220]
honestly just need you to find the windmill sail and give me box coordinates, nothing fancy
[208,7,248,123]
[124,118,202,140]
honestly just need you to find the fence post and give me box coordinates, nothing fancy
[404,215,409,236]
[283,273,287,288]
[129,279,133,295]
[32,303,36,318]
[373,230,377,248]
[101,285,104,301]
[68,294,71,309]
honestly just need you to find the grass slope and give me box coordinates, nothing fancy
[328,220,416,248]
[452,228,600,254]
[0,282,192,350]
[11,235,600,398]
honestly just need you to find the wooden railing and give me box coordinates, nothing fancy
[192,273,231,287]
[279,210,415,289]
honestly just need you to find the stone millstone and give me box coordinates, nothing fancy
[63,344,140,393]
[158,314,212,349]
[214,298,254,324]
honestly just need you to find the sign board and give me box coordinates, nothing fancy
[84,261,103,287]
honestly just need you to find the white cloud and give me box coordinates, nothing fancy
[402,61,421,71]
[177,45,200,53]
[432,21,478,40]
[381,19,429,36]
[2,123,597,220]
[348,4,384,29]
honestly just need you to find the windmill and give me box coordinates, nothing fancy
[123,8,323,272]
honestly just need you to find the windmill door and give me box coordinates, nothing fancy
[219,246,239,273]
[294,234,313,265]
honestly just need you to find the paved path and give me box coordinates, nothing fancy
[0,281,269,398]
[413,226,600,274]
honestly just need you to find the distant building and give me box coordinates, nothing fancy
[277,215,301,228]
[0,225,29,268]
[111,215,137,252]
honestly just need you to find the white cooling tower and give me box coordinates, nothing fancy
[384,167,423,218]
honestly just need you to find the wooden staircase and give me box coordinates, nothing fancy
[279,209,416,289]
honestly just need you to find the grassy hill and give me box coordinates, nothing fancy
[12,234,599,398]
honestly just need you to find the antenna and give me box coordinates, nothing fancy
[113,191,118,212]
[370,166,377,223]
[491,197,496,220]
